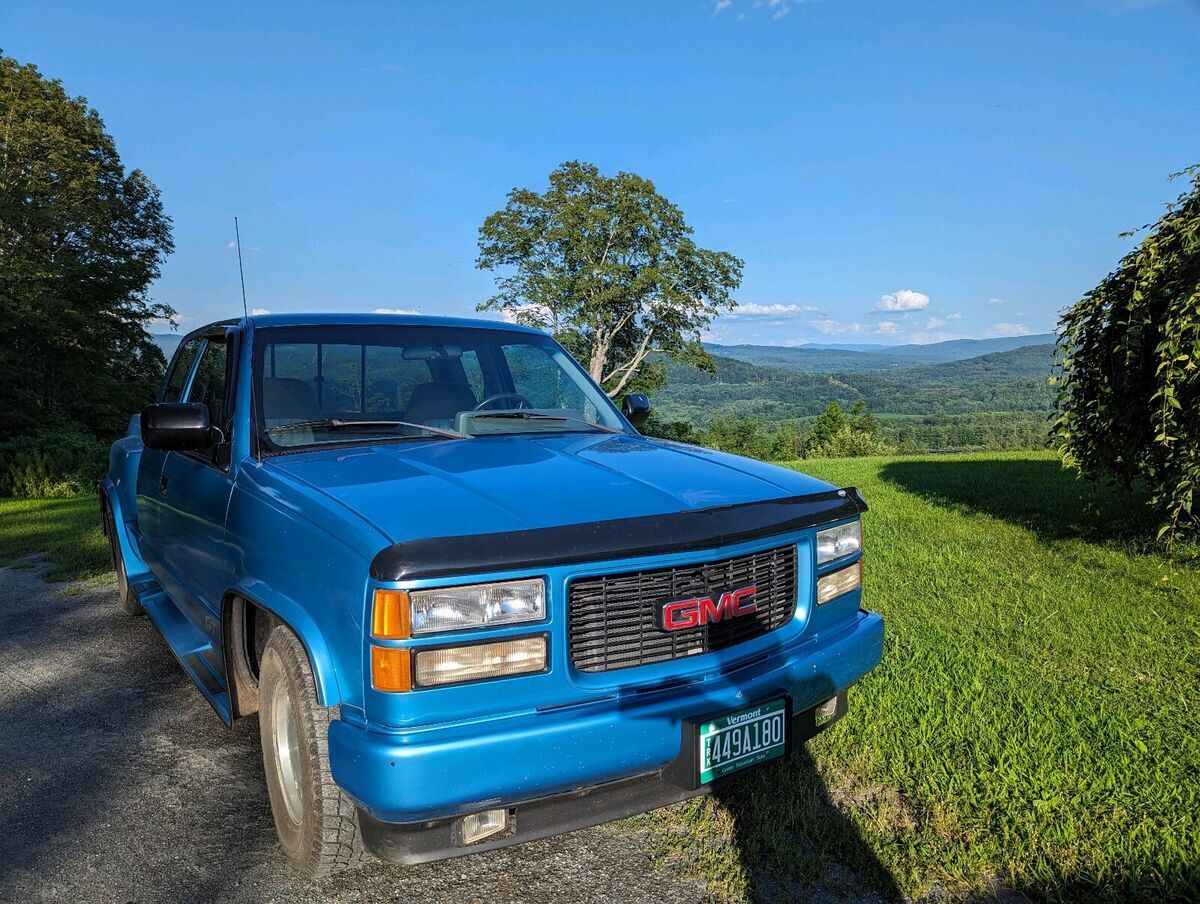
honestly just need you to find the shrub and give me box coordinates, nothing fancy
[804,402,894,458]
[1054,164,1200,540]
[0,428,109,498]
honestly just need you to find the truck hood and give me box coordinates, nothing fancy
[264,432,836,546]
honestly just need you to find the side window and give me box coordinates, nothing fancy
[187,336,231,432]
[161,337,202,402]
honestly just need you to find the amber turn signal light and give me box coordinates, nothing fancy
[372,589,411,639]
[371,645,412,692]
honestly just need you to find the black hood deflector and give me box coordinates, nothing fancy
[370,487,867,581]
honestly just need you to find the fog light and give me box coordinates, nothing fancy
[413,635,547,688]
[816,561,862,605]
[458,808,509,845]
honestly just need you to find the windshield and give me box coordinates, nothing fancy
[253,324,627,451]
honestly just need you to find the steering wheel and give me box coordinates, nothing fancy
[474,392,533,411]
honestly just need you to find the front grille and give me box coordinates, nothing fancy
[568,544,799,673]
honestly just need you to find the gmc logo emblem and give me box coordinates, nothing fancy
[655,584,758,632]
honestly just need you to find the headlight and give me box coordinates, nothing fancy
[816,520,862,564]
[414,636,547,688]
[816,562,862,605]
[410,578,545,635]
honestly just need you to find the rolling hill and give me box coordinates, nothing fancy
[705,333,1056,373]
[655,343,1055,421]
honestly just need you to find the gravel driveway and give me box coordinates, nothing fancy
[0,562,712,904]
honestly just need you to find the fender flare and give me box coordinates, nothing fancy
[221,580,343,709]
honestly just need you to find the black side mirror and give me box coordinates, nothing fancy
[621,393,651,427]
[141,402,214,452]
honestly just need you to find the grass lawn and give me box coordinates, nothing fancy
[0,495,110,582]
[3,456,1198,901]
[639,451,1199,902]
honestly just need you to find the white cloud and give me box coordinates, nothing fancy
[727,302,819,318]
[810,317,865,336]
[876,320,901,334]
[946,312,964,321]
[875,289,930,312]
[713,0,733,12]
[984,322,1030,337]
[363,63,406,74]
[925,317,946,329]
[250,308,271,316]
[226,241,237,249]
[373,307,420,315]
[986,297,1007,306]
[756,0,791,19]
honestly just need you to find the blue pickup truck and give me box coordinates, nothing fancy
[101,313,883,876]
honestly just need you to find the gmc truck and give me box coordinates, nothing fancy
[101,313,883,876]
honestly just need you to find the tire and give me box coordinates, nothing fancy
[106,506,143,616]
[258,625,366,877]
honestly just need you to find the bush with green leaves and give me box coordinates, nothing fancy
[0,427,109,498]
[804,401,894,458]
[1053,165,1200,540]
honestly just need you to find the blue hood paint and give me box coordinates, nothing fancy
[264,433,835,544]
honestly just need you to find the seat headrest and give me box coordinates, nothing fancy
[263,377,320,420]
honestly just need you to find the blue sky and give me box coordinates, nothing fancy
[4,0,1198,346]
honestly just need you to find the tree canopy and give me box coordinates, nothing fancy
[0,53,174,441]
[1053,164,1200,539]
[476,160,742,397]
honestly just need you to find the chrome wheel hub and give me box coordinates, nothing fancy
[271,681,304,824]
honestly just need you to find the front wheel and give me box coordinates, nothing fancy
[258,625,366,877]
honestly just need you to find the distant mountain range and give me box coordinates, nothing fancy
[651,338,1058,440]
[704,333,1057,373]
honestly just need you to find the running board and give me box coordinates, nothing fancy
[136,579,232,725]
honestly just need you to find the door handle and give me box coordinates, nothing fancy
[159,475,169,495]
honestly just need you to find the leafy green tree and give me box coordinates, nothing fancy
[476,160,742,397]
[639,412,701,446]
[805,400,893,458]
[1053,165,1200,539]
[808,401,848,448]
[0,53,174,441]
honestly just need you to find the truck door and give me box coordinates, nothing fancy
[152,328,240,643]
[135,335,203,562]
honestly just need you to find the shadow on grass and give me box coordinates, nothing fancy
[714,744,904,903]
[879,456,1160,548]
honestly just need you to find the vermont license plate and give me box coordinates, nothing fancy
[697,698,788,784]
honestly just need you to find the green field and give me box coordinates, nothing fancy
[0,495,109,581]
[637,452,1200,901]
[2,452,1197,901]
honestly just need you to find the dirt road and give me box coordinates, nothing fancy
[0,562,712,903]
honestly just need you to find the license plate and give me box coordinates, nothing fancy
[697,698,787,784]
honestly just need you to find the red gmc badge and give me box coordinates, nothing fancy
[655,584,758,632]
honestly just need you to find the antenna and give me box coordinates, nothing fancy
[234,216,249,318]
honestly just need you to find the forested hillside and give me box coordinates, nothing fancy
[651,343,1055,452]
[706,333,1056,372]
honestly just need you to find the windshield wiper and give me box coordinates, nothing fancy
[266,418,470,440]
[469,412,622,434]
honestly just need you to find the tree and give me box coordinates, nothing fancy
[805,401,893,458]
[0,53,174,441]
[1053,165,1200,539]
[476,160,742,397]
